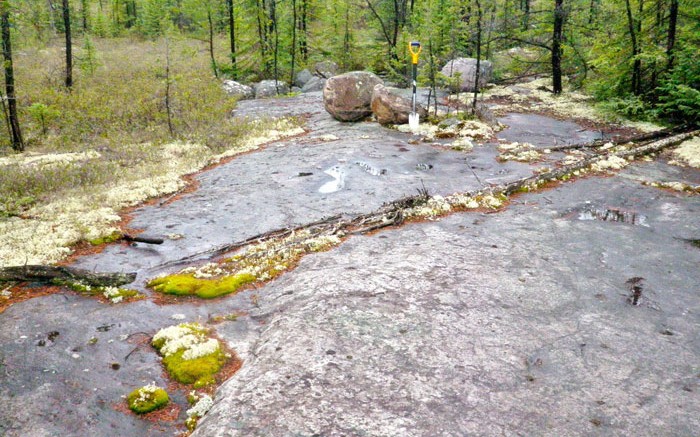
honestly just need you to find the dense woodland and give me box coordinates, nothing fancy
[1,0,699,152]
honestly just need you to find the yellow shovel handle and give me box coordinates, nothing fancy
[409,42,422,64]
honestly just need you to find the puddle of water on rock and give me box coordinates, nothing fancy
[319,165,345,193]
[574,207,650,227]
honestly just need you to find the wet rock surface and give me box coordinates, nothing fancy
[2,91,699,437]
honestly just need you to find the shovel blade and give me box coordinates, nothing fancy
[408,112,420,131]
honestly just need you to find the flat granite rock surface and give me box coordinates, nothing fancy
[1,92,698,437]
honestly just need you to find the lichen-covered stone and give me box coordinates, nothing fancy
[255,80,290,98]
[221,80,254,100]
[441,57,493,92]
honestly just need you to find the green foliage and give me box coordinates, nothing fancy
[78,34,101,75]
[27,103,61,135]
[655,82,700,123]
[598,95,653,121]
[127,385,170,414]
[148,272,256,298]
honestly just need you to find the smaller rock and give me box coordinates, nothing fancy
[222,80,254,100]
[371,84,427,125]
[314,61,339,78]
[255,80,290,98]
[294,69,313,88]
[301,76,326,93]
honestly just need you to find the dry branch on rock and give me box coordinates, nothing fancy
[0,265,136,286]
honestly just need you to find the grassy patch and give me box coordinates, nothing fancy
[0,36,306,268]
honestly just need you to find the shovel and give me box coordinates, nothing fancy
[408,41,422,131]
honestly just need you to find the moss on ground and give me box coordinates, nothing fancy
[152,323,228,388]
[147,272,256,299]
[127,385,169,414]
[162,347,226,388]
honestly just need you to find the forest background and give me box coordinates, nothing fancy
[0,0,698,221]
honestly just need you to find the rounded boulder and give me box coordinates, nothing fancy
[323,71,383,122]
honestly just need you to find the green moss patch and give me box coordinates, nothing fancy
[147,231,342,300]
[147,272,256,299]
[127,384,169,414]
[162,348,226,387]
[152,323,228,387]
[88,231,123,246]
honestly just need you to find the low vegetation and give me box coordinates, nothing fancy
[127,384,170,414]
[152,322,228,388]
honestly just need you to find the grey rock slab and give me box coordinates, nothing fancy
[194,165,700,437]
[71,93,534,280]
[0,286,265,437]
[497,113,602,147]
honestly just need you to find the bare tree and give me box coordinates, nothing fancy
[226,0,237,79]
[552,0,564,94]
[1,0,24,151]
[63,0,73,88]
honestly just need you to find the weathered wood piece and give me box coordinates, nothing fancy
[546,124,694,152]
[0,265,136,286]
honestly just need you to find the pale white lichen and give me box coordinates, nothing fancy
[483,78,664,132]
[670,137,700,168]
[498,142,541,162]
[591,155,629,172]
[186,394,213,418]
[153,323,221,360]
[644,180,700,193]
[0,119,304,267]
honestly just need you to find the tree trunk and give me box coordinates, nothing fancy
[226,0,236,79]
[521,0,530,30]
[472,0,482,112]
[80,0,88,30]
[666,0,678,71]
[299,0,307,62]
[552,0,564,94]
[1,2,24,151]
[63,0,73,88]
[290,0,296,87]
[625,0,641,95]
[207,9,218,78]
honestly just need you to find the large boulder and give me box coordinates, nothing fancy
[323,71,383,122]
[370,84,427,125]
[301,76,326,93]
[294,69,313,88]
[440,58,493,92]
[255,80,290,98]
[222,80,254,100]
[314,60,339,78]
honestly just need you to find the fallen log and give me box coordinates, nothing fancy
[546,124,695,152]
[0,265,136,287]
